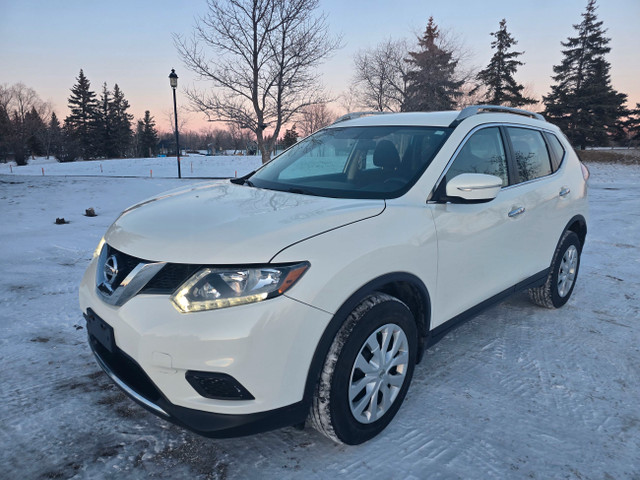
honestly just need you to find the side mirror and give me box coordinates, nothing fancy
[445,173,502,202]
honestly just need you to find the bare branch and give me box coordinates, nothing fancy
[175,0,341,162]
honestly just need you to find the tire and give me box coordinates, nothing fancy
[528,231,581,309]
[309,292,418,445]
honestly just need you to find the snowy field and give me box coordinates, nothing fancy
[0,154,263,179]
[0,159,639,479]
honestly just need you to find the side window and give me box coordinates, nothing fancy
[544,132,565,172]
[507,127,553,182]
[446,127,508,186]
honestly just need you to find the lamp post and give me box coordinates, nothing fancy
[169,68,181,179]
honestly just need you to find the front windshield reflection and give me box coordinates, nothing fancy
[248,126,452,199]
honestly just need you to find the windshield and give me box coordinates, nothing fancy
[248,126,452,199]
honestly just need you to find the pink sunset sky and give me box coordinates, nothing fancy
[2,0,638,133]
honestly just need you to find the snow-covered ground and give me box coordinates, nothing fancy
[0,154,263,179]
[0,160,639,479]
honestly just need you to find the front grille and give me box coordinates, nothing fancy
[108,246,143,277]
[141,264,202,294]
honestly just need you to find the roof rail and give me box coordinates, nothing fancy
[331,111,389,125]
[450,105,545,127]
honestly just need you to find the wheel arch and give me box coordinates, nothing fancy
[563,215,587,252]
[302,272,431,405]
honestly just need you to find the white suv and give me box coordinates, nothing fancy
[80,106,589,444]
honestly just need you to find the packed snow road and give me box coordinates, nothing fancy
[0,162,638,479]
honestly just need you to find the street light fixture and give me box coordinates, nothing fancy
[169,68,181,178]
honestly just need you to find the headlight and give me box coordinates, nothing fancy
[170,262,310,313]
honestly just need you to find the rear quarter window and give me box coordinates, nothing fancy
[543,132,565,172]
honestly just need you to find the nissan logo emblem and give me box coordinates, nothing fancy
[103,254,119,286]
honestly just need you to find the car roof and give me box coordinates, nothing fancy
[325,106,549,130]
[327,111,460,128]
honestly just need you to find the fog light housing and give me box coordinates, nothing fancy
[185,371,255,400]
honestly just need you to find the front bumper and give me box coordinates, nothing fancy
[79,256,332,433]
[86,310,309,437]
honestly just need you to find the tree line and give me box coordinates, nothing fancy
[3,0,639,165]
[176,0,638,162]
[350,0,639,149]
[0,71,164,164]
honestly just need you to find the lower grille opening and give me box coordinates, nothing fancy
[88,332,163,405]
[186,371,255,400]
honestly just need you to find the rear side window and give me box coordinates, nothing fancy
[507,127,553,182]
[446,127,508,186]
[544,132,565,172]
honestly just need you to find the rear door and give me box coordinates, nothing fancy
[502,126,570,276]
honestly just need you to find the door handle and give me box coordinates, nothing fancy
[559,187,571,197]
[508,206,525,218]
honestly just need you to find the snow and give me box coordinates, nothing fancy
[0,159,639,479]
[0,154,263,179]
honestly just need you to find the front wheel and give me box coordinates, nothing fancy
[309,293,418,445]
[529,231,582,308]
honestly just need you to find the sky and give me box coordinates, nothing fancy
[2,0,639,133]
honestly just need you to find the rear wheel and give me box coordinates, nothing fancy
[309,293,417,444]
[529,231,581,308]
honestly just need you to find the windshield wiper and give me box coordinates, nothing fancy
[286,187,317,196]
[230,172,256,187]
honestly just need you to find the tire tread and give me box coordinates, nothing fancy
[528,230,580,309]
[309,293,408,444]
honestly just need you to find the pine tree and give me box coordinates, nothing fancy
[474,19,535,107]
[48,112,62,159]
[65,69,99,159]
[543,0,627,149]
[110,84,133,157]
[24,106,47,157]
[405,17,463,112]
[134,120,144,157]
[57,123,81,163]
[282,125,298,148]
[139,111,158,158]
[627,103,640,146]
[96,83,116,158]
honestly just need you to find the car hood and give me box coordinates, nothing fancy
[104,180,385,264]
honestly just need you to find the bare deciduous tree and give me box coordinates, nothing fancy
[351,39,410,112]
[297,103,336,136]
[0,83,52,164]
[174,0,341,163]
[164,105,191,136]
[337,90,358,116]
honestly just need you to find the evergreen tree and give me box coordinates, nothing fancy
[627,103,640,146]
[474,19,535,107]
[96,83,116,158]
[543,0,627,149]
[48,112,62,159]
[57,123,81,163]
[134,120,144,157]
[24,106,47,157]
[110,84,133,157]
[139,111,158,158]
[65,69,99,159]
[405,17,463,112]
[282,125,298,148]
